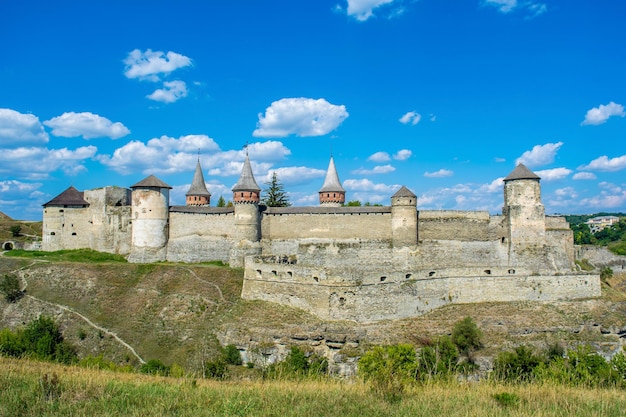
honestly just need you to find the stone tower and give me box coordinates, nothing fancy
[186,159,211,206]
[503,163,546,264]
[128,174,171,263]
[319,156,345,206]
[232,153,261,242]
[391,186,418,247]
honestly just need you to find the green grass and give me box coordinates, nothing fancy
[4,249,127,263]
[2,357,626,416]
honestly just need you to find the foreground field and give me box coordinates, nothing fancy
[2,357,626,417]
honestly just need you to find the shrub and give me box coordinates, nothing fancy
[9,225,21,237]
[359,344,417,402]
[493,345,542,382]
[0,274,23,303]
[204,359,228,379]
[222,344,243,366]
[418,335,459,380]
[79,355,118,371]
[493,392,520,407]
[451,316,483,354]
[140,359,170,376]
[600,266,613,282]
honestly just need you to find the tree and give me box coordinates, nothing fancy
[0,274,23,303]
[263,172,291,207]
[345,200,361,207]
[216,196,226,207]
[9,225,21,237]
[451,316,483,355]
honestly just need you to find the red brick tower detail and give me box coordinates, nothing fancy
[319,156,345,206]
[232,153,261,204]
[185,159,211,206]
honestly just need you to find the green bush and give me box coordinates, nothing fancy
[204,359,228,379]
[493,392,520,407]
[418,335,459,379]
[600,266,613,282]
[0,274,23,303]
[359,344,417,402]
[9,225,21,237]
[451,316,483,354]
[79,355,118,371]
[493,345,542,382]
[222,344,243,365]
[140,359,171,376]
[264,346,328,379]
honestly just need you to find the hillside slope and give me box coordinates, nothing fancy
[1,257,626,374]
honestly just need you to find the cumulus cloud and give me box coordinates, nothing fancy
[424,169,454,178]
[0,146,97,178]
[0,179,41,194]
[478,177,505,193]
[341,0,395,21]
[535,167,572,181]
[146,80,188,103]
[43,112,130,139]
[578,183,626,209]
[393,149,412,160]
[351,165,395,175]
[579,154,626,172]
[253,98,348,138]
[368,151,390,162]
[123,49,192,81]
[399,111,421,125]
[484,0,517,13]
[515,141,563,167]
[260,166,326,186]
[573,172,597,180]
[0,108,49,146]
[581,102,625,126]
[343,178,400,194]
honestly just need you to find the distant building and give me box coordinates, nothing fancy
[586,216,620,234]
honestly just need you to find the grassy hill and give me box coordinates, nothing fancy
[2,252,626,377]
[0,213,42,248]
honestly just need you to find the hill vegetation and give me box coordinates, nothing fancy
[567,213,626,255]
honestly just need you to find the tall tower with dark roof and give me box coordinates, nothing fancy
[319,156,345,206]
[128,174,172,263]
[186,159,211,206]
[503,163,546,263]
[232,153,261,243]
[391,186,418,247]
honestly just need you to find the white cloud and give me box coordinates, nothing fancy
[343,178,400,194]
[553,187,578,199]
[43,112,130,139]
[253,98,348,138]
[368,151,390,162]
[515,141,563,167]
[0,108,49,146]
[0,146,96,178]
[342,0,395,21]
[478,177,505,193]
[429,114,436,122]
[572,172,596,180]
[393,149,412,161]
[123,49,192,81]
[535,167,572,181]
[0,179,41,194]
[483,0,547,18]
[146,80,188,103]
[424,169,454,178]
[494,157,506,163]
[352,165,395,175]
[261,166,326,186]
[399,111,421,125]
[579,154,626,172]
[581,102,625,126]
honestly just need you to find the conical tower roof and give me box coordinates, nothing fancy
[504,163,541,182]
[130,174,172,189]
[392,186,416,198]
[43,186,89,207]
[186,160,211,197]
[232,154,261,192]
[319,156,345,193]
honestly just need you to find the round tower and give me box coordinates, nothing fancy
[232,153,261,242]
[319,156,345,206]
[128,175,171,263]
[186,159,211,206]
[503,164,546,267]
[391,186,418,247]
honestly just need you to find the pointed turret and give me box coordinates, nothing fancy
[186,160,211,206]
[504,163,541,182]
[319,156,345,206]
[232,153,261,204]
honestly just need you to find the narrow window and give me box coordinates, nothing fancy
[428,271,436,277]
[71,232,77,236]
[256,269,262,278]
[380,276,387,282]
[287,271,293,277]
[405,273,412,279]
[508,269,515,274]
[484,269,491,275]
[313,276,319,282]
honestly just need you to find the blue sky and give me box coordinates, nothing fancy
[1,0,625,221]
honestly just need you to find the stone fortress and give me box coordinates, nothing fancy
[42,154,601,322]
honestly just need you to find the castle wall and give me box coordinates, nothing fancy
[84,188,132,254]
[417,210,498,241]
[42,207,92,251]
[261,207,392,241]
[166,208,236,263]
